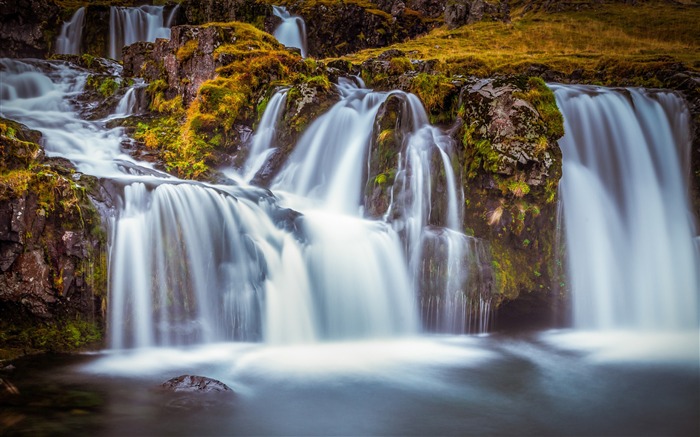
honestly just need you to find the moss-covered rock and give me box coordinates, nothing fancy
[455,76,565,324]
[122,22,340,181]
[0,118,107,357]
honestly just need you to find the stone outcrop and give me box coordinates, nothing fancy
[0,118,107,352]
[284,2,432,58]
[359,53,565,324]
[0,0,60,58]
[444,0,510,29]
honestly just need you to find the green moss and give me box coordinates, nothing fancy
[463,123,500,178]
[0,317,103,353]
[388,56,414,75]
[409,73,457,120]
[86,75,120,99]
[506,179,531,198]
[514,77,564,140]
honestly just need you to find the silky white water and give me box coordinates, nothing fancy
[55,7,86,55]
[553,84,700,331]
[272,5,308,58]
[109,5,179,60]
[241,88,288,182]
[273,79,491,333]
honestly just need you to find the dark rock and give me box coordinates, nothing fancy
[0,0,61,58]
[161,375,233,393]
[181,0,271,25]
[445,0,510,29]
[0,118,108,326]
[286,3,431,58]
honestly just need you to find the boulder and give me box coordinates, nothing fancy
[160,375,233,393]
[444,0,510,29]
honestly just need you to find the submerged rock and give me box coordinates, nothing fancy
[160,375,233,394]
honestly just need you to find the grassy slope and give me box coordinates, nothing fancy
[337,1,700,81]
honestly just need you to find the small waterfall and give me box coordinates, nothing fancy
[0,59,134,177]
[109,5,179,60]
[553,84,700,331]
[108,182,318,348]
[55,7,86,55]
[242,88,289,182]
[272,6,308,58]
[111,81,147,118]
[419,228,493,333]
[274,79,493,334]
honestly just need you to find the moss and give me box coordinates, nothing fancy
[514,77,564,140]
[0,317,103,353]
[409,73,458,120]
[176,39,199,63]
[86,75,120,99]
[463,123,500,178]
[388,56,414,75]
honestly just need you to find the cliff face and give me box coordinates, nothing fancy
[0,0,60,58]
[0,119,107,356]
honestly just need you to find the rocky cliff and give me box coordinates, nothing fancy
[0,119,108,357]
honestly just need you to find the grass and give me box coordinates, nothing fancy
[338,1,700,79]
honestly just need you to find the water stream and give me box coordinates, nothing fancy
[1,38,699,436]
[109,5,179,60]
[55,7,86,55]
[553,84,700,331]
[272,5,308,58]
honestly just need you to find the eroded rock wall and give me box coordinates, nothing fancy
[0,119,108,355]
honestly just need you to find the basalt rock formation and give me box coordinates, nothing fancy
[0,119,108,355]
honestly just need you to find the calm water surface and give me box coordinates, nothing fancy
[1,331,698,436]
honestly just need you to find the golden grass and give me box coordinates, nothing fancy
[338,1,700,77]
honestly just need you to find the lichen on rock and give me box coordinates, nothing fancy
[0,118,107,356]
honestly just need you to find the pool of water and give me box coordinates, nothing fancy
[1,331,698,436]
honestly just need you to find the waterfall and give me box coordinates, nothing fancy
[242,88,289,182]
[273,79,492,334]
[272,6,308,58]
[109,5,179,60]
[55,7,86,55]
[553,84,700,331]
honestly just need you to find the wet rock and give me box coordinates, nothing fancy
[161,375,233,393]
[0,118,108,324]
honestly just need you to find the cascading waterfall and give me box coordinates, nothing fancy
[241,88,289,182]
[273,79,493,334]
[55,7,86,55]
[272,6,308,58]
[553,84,700,331]
[109,5,179,60]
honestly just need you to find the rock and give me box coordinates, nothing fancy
[0,118,108,326]
[181,0,270,25]
[444,0,510,29]
[286,2,431,58]
[160,375,233,393]
[0,0,60,58]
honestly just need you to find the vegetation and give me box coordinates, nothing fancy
[339,1,700,82]
[0,119,107,356]
[0,317,103,355]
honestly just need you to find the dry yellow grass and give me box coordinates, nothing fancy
[338,1,700,78]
